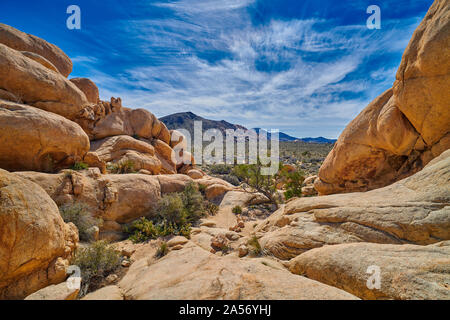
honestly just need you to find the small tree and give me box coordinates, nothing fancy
[233,160,304,209]
[279,166,305,200]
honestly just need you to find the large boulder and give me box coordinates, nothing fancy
[315,0,450,195]
[257,150,450,260]
[0,169,78,299]
[288,241,450,300]
[90,135,163,175]
[70,78,99,104]
[196,176,236,200]
[0,100,90,172]
[393,0,450,146]
[24,282,79,300]
[0,43,89,120]
[0,23,72,77]
[118,242,358,300]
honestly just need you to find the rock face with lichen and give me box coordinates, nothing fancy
[315,0,450,195]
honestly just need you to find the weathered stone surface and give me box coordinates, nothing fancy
[83,151,107,174]
[0,169,78,299]
[0,43,89,120]
[90,135,162,175]
[82,285,123,300]
[118,242,358,300]
[315,0,450,195]
[156,174,193,194]
[70,78,99,104]
[257,150,450,260]
[393,0,450,146]
[186,169,204,179]
[20,51,58,73]
[196,176,235,200]
[0,100,90,172]
[220,191,270,207]
[24,282,79,300]
[83,105,164,141]
[167,236,189,248]
[151,139,177,174]
[0,23,73,77]
[289,241,450,300]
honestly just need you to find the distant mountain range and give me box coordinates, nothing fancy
[159,112,336,144]
[159,111,246,135]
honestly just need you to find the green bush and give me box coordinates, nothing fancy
[181,182,205,222]
[209,164,232,175]
[125,217,160,243]
[198,184,207,194]
[248,235,263,256]
[155,242,169,258]
[205,201,219,215]
[158,193,188,226]
[232,205,242,215]
[107,160,136,174]
[126,183,205,243]
[281,169,305,200]
[71,162,89,171]
[221,174,241,186]
[59,203,102,241]
[72,241,121,296]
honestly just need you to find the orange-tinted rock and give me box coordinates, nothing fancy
[70,78,99,104]
[0,100,90,172]
[0,43,88,120]
[0,23,73,77]
[0,169,78,299]
[316,1,450,195]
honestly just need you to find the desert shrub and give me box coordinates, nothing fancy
[126,217,192,243]
[71,240,121,296]
[209,164,232,175]
[198,184,207,194]
[125,217,160,243]
[181,182,205,222]
[59,202,101,241]
[155,242,169,258]
[221,174,241,186]
[205,201,219,215]
[126,183,205,243]
[232,205,242,214]
[71,162,88,171]
[248,235,263,256]
[107,160,136,174]
[158,193,188,226]
[280,168,305,201]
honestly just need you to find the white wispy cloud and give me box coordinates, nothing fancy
[75,0,424,138]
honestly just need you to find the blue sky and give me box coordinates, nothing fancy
[1,0,433,138]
